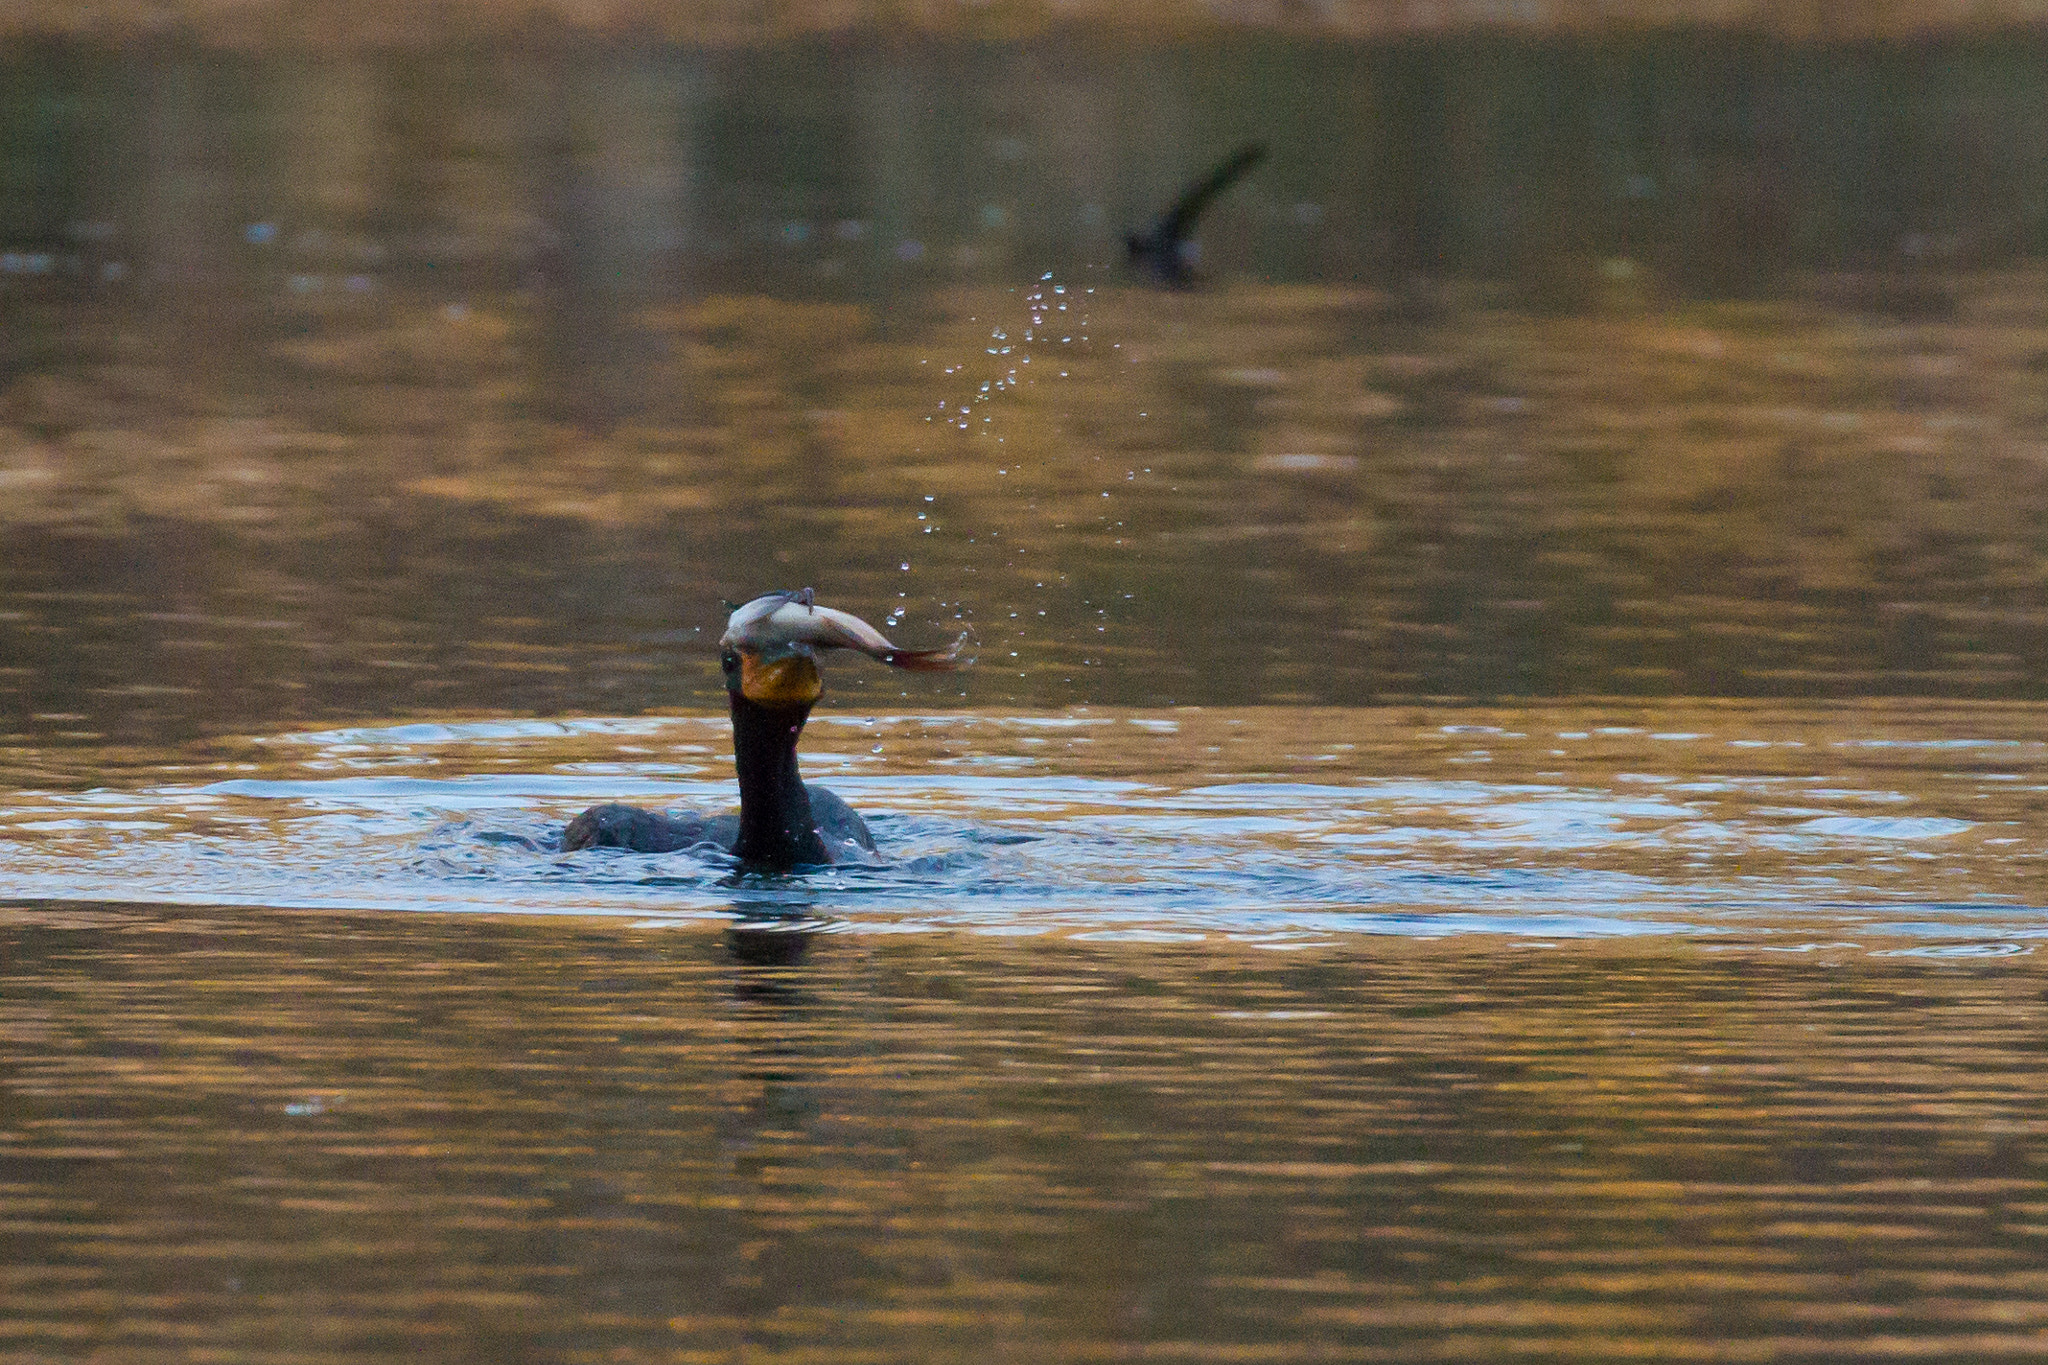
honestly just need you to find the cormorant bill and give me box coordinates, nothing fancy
[561,590,968,868]
[1125,142,1267,288]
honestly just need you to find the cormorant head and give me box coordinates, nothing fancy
[718,589,968,707]
[719,641,822,709]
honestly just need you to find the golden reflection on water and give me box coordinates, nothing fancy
[9,906,2048,1362]
[6,272,2048,736]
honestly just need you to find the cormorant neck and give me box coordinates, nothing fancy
[728,690,828,867]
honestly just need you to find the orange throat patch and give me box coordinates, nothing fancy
[739,652,822,707]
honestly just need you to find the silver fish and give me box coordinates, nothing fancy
[720,589,969,671]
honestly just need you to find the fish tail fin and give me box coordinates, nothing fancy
[881,630,973,672]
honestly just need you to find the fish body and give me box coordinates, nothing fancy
[721,589,967,671]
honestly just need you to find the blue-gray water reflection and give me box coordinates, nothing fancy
[4,706,2044,951]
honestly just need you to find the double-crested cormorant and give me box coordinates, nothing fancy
[1125,142,1268,288]
[562,590,966,867]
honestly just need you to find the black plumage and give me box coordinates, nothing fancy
[1125,142,1267,287]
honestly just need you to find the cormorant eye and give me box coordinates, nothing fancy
[720,650,740,673]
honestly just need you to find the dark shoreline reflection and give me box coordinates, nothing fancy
[7,35,2045,297]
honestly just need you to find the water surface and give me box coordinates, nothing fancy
[11,704,2048,1361]
[3,702,2045,946]
[12,896,2048,1364]
[9,30,2048,1364]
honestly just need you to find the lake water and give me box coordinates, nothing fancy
[8,30,2048,1364]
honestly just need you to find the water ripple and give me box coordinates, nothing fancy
[2,709,2042,950]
